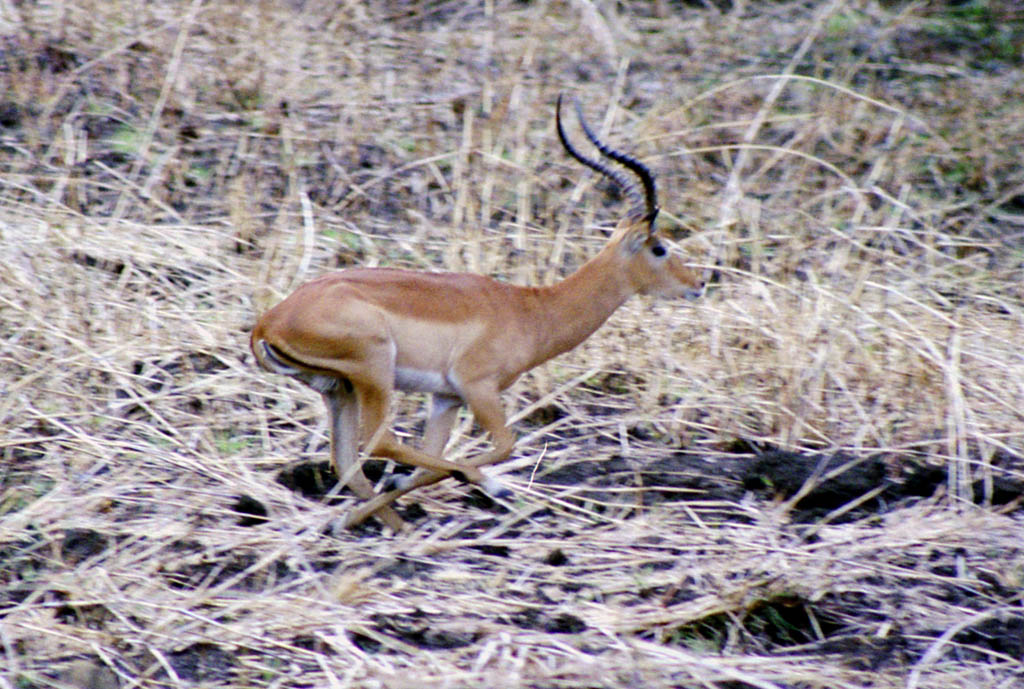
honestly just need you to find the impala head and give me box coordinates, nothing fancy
[556,95,705,300]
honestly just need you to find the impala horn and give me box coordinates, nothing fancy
[556,94,660,232]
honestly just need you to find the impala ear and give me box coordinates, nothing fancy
[623,226,647,255]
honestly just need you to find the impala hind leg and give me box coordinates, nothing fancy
[322,384,405,531]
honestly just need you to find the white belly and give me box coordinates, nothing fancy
[394,367,459,395]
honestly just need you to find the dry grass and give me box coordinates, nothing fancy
[2,1,1023,688]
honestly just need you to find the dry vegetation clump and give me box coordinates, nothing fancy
[1,1,1022,688]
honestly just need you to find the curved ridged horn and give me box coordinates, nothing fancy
[556,95,660,230]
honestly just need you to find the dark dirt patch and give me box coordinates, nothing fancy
[807,634,913,672]
[160,541,295,591]
[457,487,509,515]
[519,403,569,427]
[0,537,50,610]
[276,460,340,501]
[230,494,269,527]
[55,657,121,689]
[508,608,587,634]
[61,528,112,565]
[741,450,889,521]
[55,598,115,629]
[544,548,569,566]
[165,642,236,684]
[351,611,480,652]
[275,438,1022,534]
[894,455,1024,510]
[955,614,1024,662]
[372,555,438,579]
[276,459,408,502]
[274,459,429,530]
[640,452,750,504]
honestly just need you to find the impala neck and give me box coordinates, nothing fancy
[529,243,633,366]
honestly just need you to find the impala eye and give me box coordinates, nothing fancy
[651,244,667,257]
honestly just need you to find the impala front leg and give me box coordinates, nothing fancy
[344,382,516,528]
[460,380,517,468]
[357,381,499,489]
[342,431,516,528]
[392,379,515,492]
[385,394,462,492]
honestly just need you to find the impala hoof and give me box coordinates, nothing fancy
[481,476,512,500]
[386,474,415,491]
[455,471,509,498]
[389,471,510,498]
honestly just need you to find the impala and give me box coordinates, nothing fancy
[251,96,705,530]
